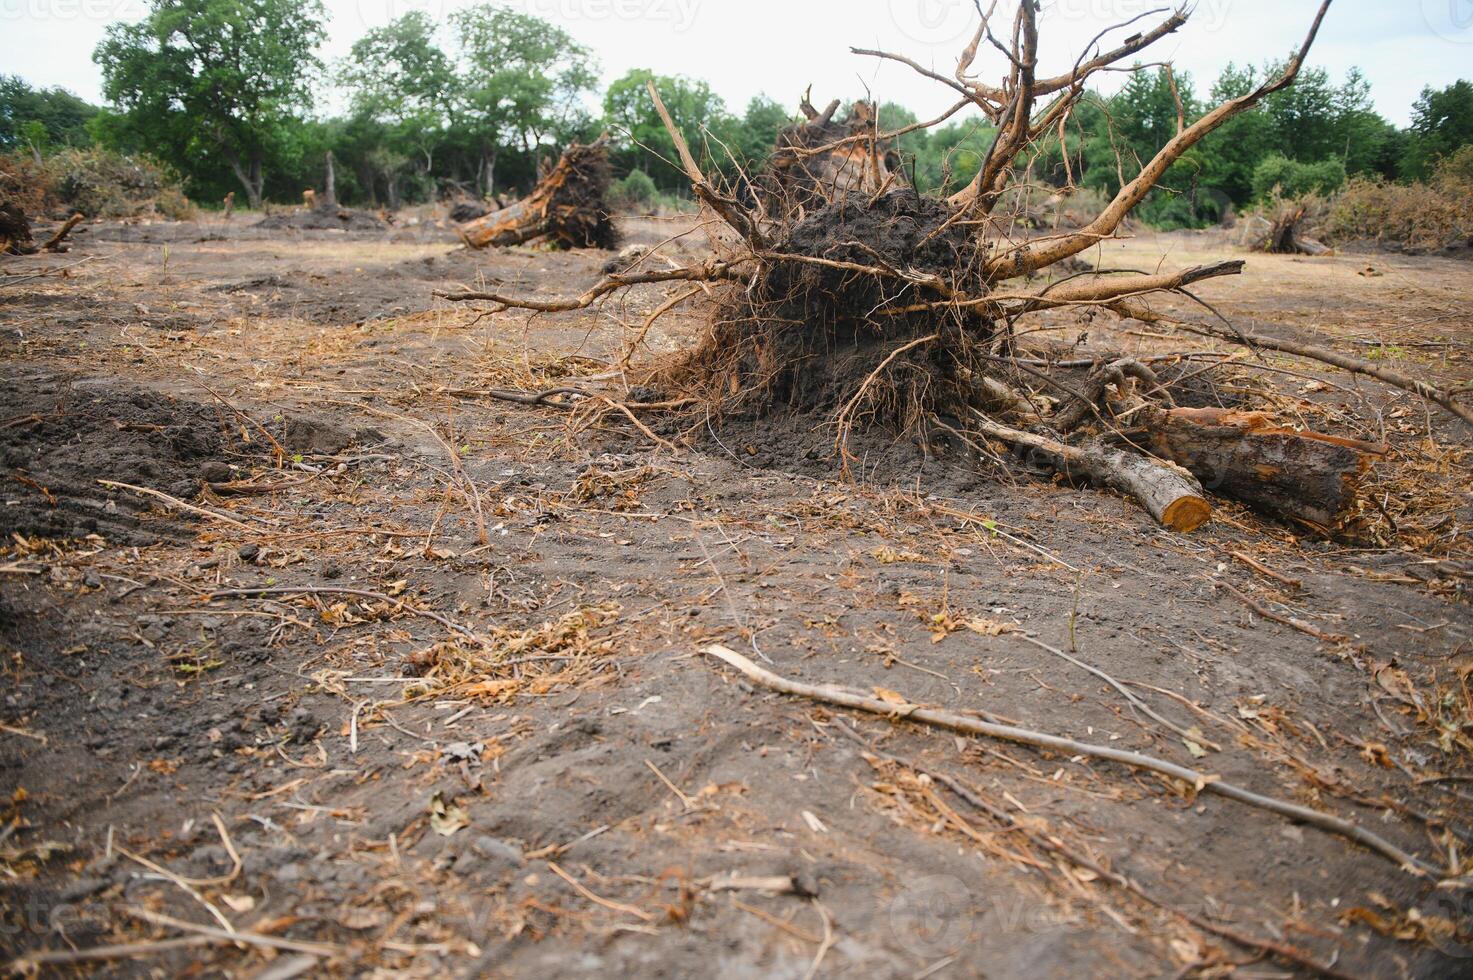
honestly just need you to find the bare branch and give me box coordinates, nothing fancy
[986,0,1333,279]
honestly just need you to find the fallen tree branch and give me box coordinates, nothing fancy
[1214,578,1349,644]
[41,212,84,252]
[435,258,751,313]
[98,479,266,531]
[701,643,1440,877]
[1015,633,1222,751]
[969,411,1212,532]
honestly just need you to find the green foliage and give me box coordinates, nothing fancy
[452,4,597,159]
[603,69,732,189]
[1402,80,1473,180]
[0,76,98,153]
[93,0,327,207]
[1197,62,1398,207]
[610,168,657,209]
[1250,154,1346,201]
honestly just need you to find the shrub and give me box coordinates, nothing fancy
[0,152,53,215]
[610,168,657,209]
[1250,155,1346,202]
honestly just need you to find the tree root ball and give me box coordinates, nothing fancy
[667,188,994,429]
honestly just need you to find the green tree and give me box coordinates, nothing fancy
[452,4,597,194]
[730,95,795,172]
[1199,61,1397,206]
[1250,154,1346,200]
[603,69,731,189]
[339,12,457,199]
[0,76,99,156]
[94,0,326,209]
[1402,80,1473,180]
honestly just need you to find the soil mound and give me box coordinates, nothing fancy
[1,374,226,543]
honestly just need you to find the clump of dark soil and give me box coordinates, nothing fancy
[1,373,226,543]
[256,205,387,232]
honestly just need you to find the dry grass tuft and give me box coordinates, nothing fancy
[405,603,622,702]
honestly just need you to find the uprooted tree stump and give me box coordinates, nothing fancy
[1265,201,1331,255]
[439,0,1472,537]
[458,136,618,251]
[1,202,36,255]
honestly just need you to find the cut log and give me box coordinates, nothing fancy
[756,99,900,217]
[1137,407,1384,532]
[458,136,618,251]
[41,213,84,252]
[971,411,1212,532]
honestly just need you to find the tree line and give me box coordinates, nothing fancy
[1,0,1470,225]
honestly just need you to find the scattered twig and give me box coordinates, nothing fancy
[98,480,263,531]
[199,586,493,647]
[1215,579,1347,644]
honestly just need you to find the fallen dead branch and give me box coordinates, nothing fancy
[1214,578,1349,644]
[701,643,1442,877]
[970,412,1212,532]
[98,479,266,531]
[41,212,84,253]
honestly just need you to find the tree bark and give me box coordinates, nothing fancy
[323,151,337,208]
[1136,407,1384,532]
[971,412,1212,532]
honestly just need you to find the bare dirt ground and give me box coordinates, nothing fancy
[1,211,1471,978]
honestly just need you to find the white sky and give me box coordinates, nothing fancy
[3,0,1470,127]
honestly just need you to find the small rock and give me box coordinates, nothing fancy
[198,461,232,484]
[237,543,260,562]
[472,836,525,868]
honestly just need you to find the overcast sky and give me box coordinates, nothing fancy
[3,0,1470,127]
